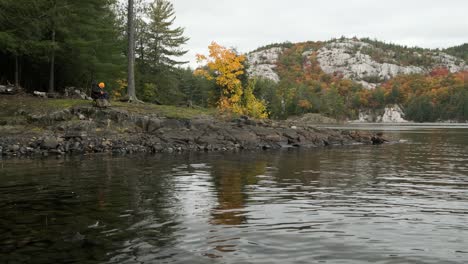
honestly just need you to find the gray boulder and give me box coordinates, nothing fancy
[94,99,111,108]
[147,118,162,132]
[64,87,92,100]
[0,85,18,94]
[41,137,59,149]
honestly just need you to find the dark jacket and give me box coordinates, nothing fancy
[91,83,102,99]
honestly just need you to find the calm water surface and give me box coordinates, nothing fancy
[1,126,468,263]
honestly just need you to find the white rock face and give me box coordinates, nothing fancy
[247,39,468,88]
[314,39,467,89]
[432,52,467,73]
[358,110,375,122]
[246,47,283,83]
[379,105,408,123]
[315,40,427,89]
[357,105,407,123]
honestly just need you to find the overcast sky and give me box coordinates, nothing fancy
[169,0,468,68]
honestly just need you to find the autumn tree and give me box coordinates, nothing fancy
[243,79,269,119]
[195,42,268,118]
[195,42,245,112]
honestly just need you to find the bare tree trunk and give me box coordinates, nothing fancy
[49,29,55,94]
[14,54,19,88]
[127,0,137,100]
[48,1,56,94]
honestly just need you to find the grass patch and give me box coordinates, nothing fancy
[43,99,89,109]
[0,95,88,117]
[110,101,217,119]
[0,95,217,120]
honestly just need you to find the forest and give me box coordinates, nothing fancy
[1,0,467,122]
[0,0,214,106]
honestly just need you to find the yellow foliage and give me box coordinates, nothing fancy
[113,79,128,98]
[195,42,268,118]
[242,80,269,119]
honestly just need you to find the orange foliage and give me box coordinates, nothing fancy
[298,99,312,110]
[195,42,245,113]
[429,67,450,77]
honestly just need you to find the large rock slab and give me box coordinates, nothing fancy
[94,99,111,108]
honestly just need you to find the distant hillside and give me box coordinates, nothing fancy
[444,44,468,63]
[247,38,467,89]
[245,38,468,122]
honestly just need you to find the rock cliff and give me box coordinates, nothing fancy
[247,39,467,89]
[246,47,283,83]
[357,105,407,123]
[315,39,466,89]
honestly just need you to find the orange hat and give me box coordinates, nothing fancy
[98,82,105,88]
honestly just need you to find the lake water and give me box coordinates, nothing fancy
[1,125,468,263]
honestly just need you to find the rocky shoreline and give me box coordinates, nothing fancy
[0,104,384,158]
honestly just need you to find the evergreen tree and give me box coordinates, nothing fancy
[406,96,435,122]
[0,0,124,92]
[177,67,215,107]
[145,0,189,70]
[66,0,126,90]
[134,0,189,103]
[320,87,345,119]
[0,0,49,87]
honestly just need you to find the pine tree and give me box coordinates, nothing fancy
[0,0,125,92]
[134,0,189,103]
[0,0,49,88]
[143,0,189,70]
[59,0,125,88]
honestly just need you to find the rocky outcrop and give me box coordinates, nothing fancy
[371,132,388,145]
[93,99,111,108]
[0,85,18,95]
[379,105,407,123]
[64,87,92,100]
[246,47,283,82]
[356,104,407,123]
[287,113,338,125]
[317,41,415,89]
[246,39,467,89]
[315,39,467,89]
[0,106,380,157]
[431,52,467,73]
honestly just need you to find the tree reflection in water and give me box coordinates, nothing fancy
[210,158,266,226]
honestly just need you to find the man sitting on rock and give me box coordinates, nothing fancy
[91,82,109,100]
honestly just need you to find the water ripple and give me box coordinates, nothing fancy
[1,128,468,263]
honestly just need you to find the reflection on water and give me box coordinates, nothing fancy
[1,128,468,263]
